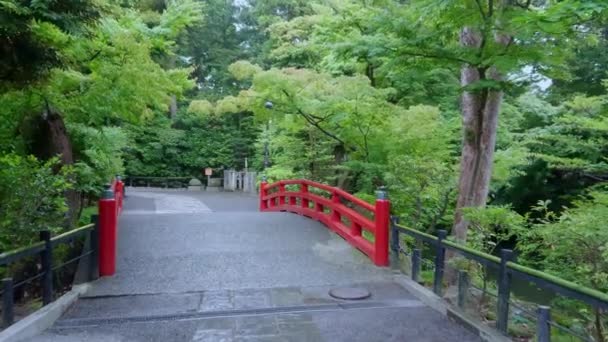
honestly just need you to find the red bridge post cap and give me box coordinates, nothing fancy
[102,184,115,199]
[376,186,388,200]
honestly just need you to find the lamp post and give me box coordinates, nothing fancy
[263,101,273,170]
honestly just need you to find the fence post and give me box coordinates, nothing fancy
[458,270,470,309]
[537,306,551,342]
[374,187,390,267]
[259,177,267,211]
[331,190,341,222]
[2,278,14,327]
[99,185,118,276]
[390,216,400,265]
[301,182,309,209]
[89,214,100,281]
[497,249,514,334]
[279,182,286,206]
[433,230,447,295]
[412,248,421,283]
[40,230,53,305]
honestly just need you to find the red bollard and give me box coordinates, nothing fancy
[259,178,268,211]
[115,178,124,213]
[98,186,117,276]
[374,187,390,267]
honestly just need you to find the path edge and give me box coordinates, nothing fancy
[0,283,90,342]
[393,274,510,342]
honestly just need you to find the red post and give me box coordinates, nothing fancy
[374,187,390,267]
[98,186,118,276]
[279,182,286,206]
[115,176,124,213]
[259,178,268,211]
[301,183,309,209]
[331,190,341,222]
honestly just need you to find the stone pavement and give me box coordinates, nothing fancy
[26,189,483,342]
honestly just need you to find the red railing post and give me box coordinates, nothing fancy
[116,176,124,213]
[301,182,309,209]
[331,190,341,222]
[289,193,297,205]
[98,185,118,276]
[374,187,390,266]
[259,177,268,211]
[279,182,286,206]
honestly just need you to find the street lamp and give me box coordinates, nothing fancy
[263,101,273,169]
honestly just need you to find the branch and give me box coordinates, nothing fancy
[474,0,486,19]
[398,49,476,65]
[582,173,608,182]
[279,89,350,148]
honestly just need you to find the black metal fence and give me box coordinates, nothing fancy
[125,176,191,189]
[0,216,99,328]
[390,217,608,342]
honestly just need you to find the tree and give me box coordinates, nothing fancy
[383,0,608,242]
[0,0,102,88]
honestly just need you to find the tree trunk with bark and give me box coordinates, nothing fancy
[169,94,177,119]
[451,27,509,243]
[30,104,81,226]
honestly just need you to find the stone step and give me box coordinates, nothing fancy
[60,282,419,326]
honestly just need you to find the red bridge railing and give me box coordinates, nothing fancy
[259,179,390,266]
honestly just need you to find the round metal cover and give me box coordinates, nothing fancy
[328,287,371,300]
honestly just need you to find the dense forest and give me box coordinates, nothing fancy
[1,0,608,339]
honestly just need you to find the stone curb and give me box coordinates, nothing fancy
[393,274,510,342]
[0,284,90,342]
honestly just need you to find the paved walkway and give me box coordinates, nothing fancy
[27,189,482,342]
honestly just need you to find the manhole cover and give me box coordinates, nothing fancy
[328,287,371,300]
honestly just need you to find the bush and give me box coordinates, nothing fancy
[0,154,73,252]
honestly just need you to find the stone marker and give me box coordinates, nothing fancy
[188,178,203,191]
[206,178,222,192]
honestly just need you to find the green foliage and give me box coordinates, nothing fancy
[0,0,103,87]
[463,206,525,254]
[385,105,457,232]
[0,155,73,251]
[518,193,608,340]
[123,110,258,177]
[528,94,608,176]
[69,124,127,196]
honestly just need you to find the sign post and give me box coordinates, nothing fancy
[205,167,212,188]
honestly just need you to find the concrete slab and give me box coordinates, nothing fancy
[26,305,482,342]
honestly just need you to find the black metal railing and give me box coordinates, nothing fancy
[0,216,99,328]
[390,217,608,342]
[125,176,191,189]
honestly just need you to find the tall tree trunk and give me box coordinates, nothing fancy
[452,28,507,243]
[169,95,177,119]
[32,104,81,226]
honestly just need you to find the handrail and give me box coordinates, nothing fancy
[260,179,390,266]
[265,179,376,212]
[51,223,95,247]
[0,219,100,328]
[1,177,124,329]
[0,242,45,267]
[125,176,191,188]
[391,220,608,338]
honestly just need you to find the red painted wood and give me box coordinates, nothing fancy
[98,196,117,276]
[260,179,390,266]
